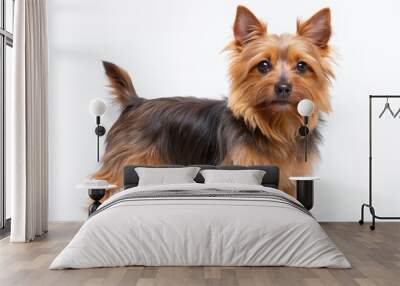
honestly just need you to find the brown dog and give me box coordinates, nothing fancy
[93,6,333,197]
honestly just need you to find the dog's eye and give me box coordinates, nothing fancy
[257,60,272,74]
[296,61,308,73]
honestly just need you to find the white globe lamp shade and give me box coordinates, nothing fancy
[297,99,314,117]
[89,98,107,117]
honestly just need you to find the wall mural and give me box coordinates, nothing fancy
[93,5,334,198]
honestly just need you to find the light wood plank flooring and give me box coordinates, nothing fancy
[0,222,399,286]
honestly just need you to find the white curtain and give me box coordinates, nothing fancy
[10,0,48,242]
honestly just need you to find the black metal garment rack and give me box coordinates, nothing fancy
[359,95,400,230]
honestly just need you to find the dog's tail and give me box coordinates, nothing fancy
[102,61,142,108]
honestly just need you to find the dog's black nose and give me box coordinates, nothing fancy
[274,82,292,98]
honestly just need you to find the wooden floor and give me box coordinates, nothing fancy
[0,222,399,286]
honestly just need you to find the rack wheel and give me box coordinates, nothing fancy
[358,220,364,225]
[370,225,375,231]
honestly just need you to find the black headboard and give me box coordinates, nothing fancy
[123,165,280,189]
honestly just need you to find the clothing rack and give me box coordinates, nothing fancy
[359,95,400,230]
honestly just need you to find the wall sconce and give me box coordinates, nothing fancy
[89,98,107,162]
[297,99,314,162]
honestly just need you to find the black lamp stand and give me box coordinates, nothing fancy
[293,116,314,210]
[88,189,106,215]
[296,180,314,210]
[95,116,106,162]
[298,116,309,162]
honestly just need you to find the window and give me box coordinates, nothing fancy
[0,0,14,236]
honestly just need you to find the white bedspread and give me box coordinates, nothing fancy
[50,183,350,269]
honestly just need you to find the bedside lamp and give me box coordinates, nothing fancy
[291,99,317,211]
[297,99,314,162]
[89,98,107,162]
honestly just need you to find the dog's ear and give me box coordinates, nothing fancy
[233,5,266,45]
[102,61,139,107]
[297,8,331,49]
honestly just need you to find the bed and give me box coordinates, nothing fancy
[50,165,350,269]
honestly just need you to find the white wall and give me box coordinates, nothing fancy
[48,0,400,221]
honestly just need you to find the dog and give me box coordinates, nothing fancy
[93,5,333,198]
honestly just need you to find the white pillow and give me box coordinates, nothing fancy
[135,167,200,186]
[200,169,266,185]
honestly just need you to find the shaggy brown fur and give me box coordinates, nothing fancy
[93,6,334,199]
